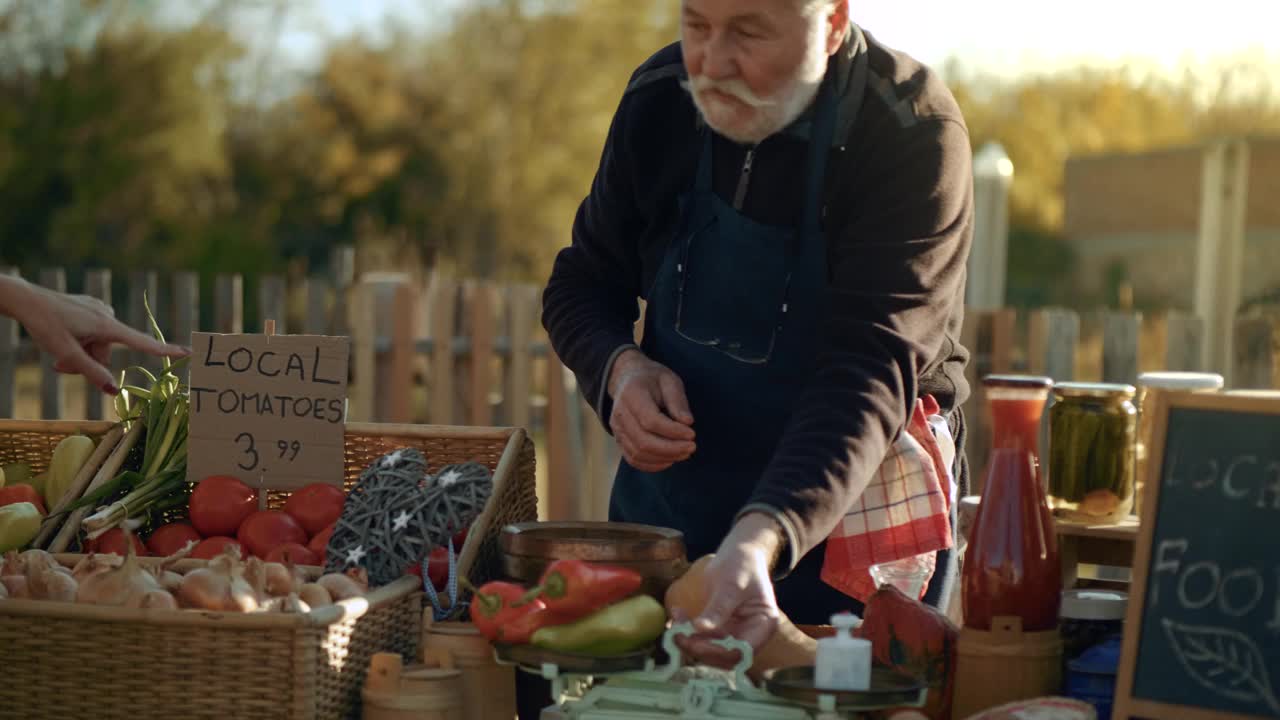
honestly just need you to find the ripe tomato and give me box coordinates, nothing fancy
[188,475,258,537]
[89,528,147,557]
[451,526,469,550]
[308,523,335,564]
[282,483,346,536]
[146,523,202,557]
[426,546,450,591]
[191,536,243,560]
[0,484,46,515]
[237,510,307,558]
[265,542,320,566]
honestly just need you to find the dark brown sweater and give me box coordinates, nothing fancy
[541,25,973,573]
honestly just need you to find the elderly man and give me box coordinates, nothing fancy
[542,0,972,657]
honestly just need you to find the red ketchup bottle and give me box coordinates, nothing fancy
[962,375,1062,632]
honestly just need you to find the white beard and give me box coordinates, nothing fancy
[681,20,831,144]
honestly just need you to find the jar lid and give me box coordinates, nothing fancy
[983,374,1054,389]
[1137,372,1224,391]
[1061,589,1128,620]
[1054,382,1136,399]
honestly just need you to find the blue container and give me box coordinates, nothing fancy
[1065,635,1123,719]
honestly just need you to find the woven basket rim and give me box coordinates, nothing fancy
[0,418,524,441]
[0,573,422,629]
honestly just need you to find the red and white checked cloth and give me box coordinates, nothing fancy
[820,394,957,603]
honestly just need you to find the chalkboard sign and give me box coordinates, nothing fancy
[1115,392,1280,720]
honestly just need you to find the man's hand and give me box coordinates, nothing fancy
[675,513,783,669]
[607,349,696,472]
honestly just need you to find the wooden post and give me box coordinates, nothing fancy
[84,269,113,421]
[350,281,378,423]
[39,268,66,419]
[330,246,356,338]
[465,281,497,427]
[171,272,199,349]
[214,274,244,334]
[1194,139,1250,380]
[1028,308,1079,382]
[304,275,332,335]
[382,281,416,424]
[427,274,458,425]
[127,270,159,371]
[0,267,20,418]
[1103,312,1142,385]
[1161,312,1204,372]
[505,285,538,432]
[545,352,579,522]
[1232,316,1277,390]
[257,275,287,335]
[990,308,1016,373]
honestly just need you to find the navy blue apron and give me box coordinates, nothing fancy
[608,74,872,625]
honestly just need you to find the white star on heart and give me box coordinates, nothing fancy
[380,451,404,469]
[391,510,412,532]
[345,545,367,566]
[437,469,462,487]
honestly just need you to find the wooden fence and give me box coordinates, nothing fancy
[3,255,1279,520]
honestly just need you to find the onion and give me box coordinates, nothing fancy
[261,593,310,613]
[76,527,162,606]
[159,570,184,593]
[317,573,364,601]
[128,589,178,610]
[3,575,29,598]
[38,567,78,603]
[298,583,332,608]
[243,556,269,602]
[19,548,54,568]
[177,549,258,612]
[71,553,121,583]
[2,550,24,577]
[263,562,300,597]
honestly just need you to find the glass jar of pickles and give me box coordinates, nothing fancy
[1047,383,1137,523]
[1133,372,1223,516]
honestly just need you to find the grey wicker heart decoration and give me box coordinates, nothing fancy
[324,447,495,586]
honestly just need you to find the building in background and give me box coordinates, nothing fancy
[1063,136,1280,310]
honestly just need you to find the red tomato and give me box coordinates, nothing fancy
[451,526,469,550]
[191,536,243,560]
[90,528,147,557]
[282,483,346,536]
[237,510,307,558]
[265,542,320,566]
[426,546,450,590]
[188,475,258,537]
[0,484,46,515]
[308,523,335,564]
[146,523,202,557]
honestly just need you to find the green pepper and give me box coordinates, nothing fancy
[531,594,668,656]
[2,462,32,489]
[0,502,42,553]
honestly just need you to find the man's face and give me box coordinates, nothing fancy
[681,0,847,144]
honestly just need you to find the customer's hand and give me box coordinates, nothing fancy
[607,349,695,472]
[7,279,188,394]
[675,513,783,669]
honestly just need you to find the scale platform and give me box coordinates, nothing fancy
[496,623,927,719]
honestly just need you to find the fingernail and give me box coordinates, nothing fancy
[104,383,120,396]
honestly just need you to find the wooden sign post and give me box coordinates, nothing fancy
[1114,391,1280,720]
[187,325,351,496]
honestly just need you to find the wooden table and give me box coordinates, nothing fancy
[1055,515,1140,588]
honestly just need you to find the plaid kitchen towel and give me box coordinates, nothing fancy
[820,394,956,603]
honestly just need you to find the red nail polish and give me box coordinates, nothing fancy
[104,383,120,395]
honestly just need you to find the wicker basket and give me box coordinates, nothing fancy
[0,420,538,720]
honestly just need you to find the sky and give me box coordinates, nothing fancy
[278,0,1280,79]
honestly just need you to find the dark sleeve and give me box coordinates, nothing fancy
[744,118,973,573]
[541,89,644,425]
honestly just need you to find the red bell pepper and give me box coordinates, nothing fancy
[0,485,45,516]
[494,603,576,645]
[461,578,536,642]
[523,559,643,619]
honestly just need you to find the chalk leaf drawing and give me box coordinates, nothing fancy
[1162,618,1280,715]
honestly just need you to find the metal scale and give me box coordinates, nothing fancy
[494,623,928,720]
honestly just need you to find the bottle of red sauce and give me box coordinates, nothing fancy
[962,375,1062,632]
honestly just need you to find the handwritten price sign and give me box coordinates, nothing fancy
[187,332,350,492]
